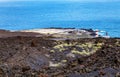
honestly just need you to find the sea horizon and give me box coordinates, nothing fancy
[0,1,120,37]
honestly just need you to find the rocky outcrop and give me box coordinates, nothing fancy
[0,36,119,77]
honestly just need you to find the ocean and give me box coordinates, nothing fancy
[0,1,120,37]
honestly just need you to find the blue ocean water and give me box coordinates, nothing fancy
[0,1,120,37]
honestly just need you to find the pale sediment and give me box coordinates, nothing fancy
[19,28,99,39]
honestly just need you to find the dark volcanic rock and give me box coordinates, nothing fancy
[0,36,119,77]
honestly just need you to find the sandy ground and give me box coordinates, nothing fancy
[19,28,95,39]
[20,29,76,34]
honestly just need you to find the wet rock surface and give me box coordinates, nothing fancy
[0,36,119,77]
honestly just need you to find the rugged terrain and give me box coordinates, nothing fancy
[0,30,119,77]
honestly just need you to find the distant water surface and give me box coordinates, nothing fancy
[0,1,120,37]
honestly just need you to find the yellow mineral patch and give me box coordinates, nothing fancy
[49,61,66,67]
[51,41,103,55]
[49,61,61,67]
[50,50,55,53]
[71,42,103,56]
[86,43,93,48]
[115,41,120,46]
[71,50,90,55]
[59,48,65,52]
[61,60,67,63]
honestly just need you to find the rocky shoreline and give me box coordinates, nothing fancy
[20,28,106,38]
[0,29,119,77]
